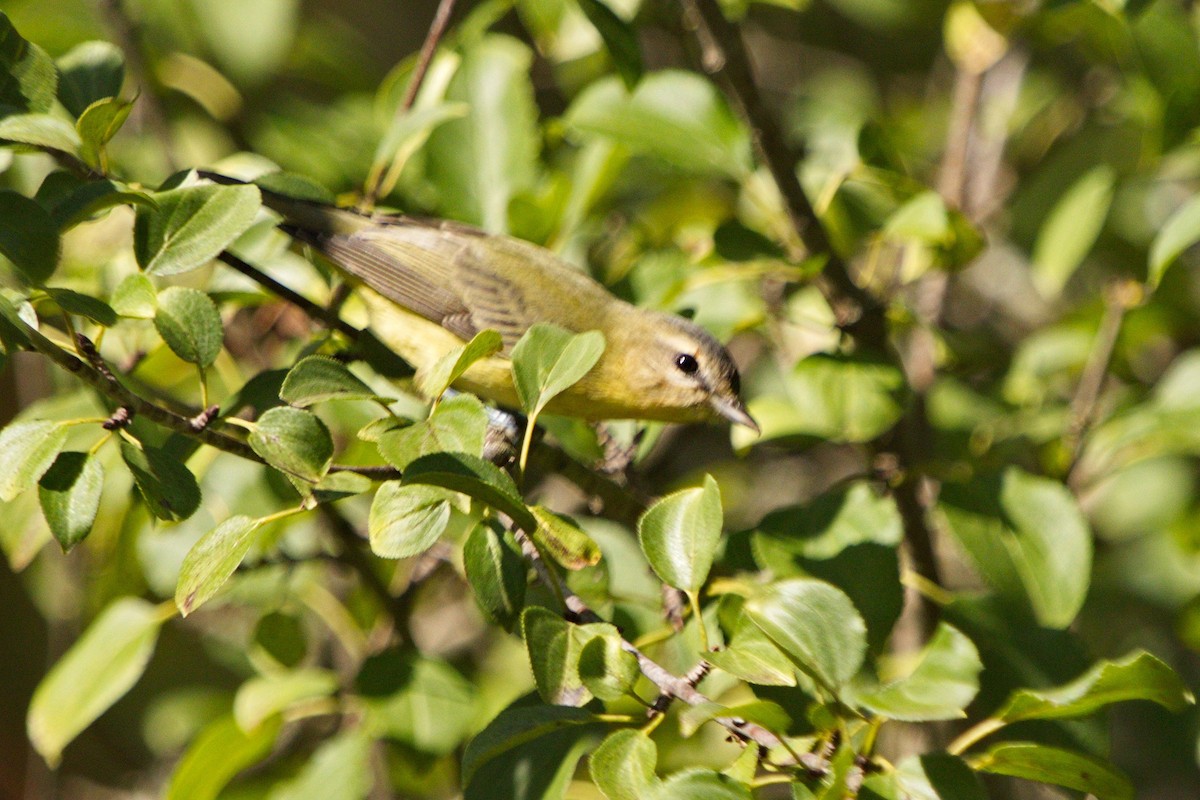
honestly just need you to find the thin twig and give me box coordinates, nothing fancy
[218,251,364,341]
[679,0,886,345]
[1067,280,1139,472]
[19,320,261,460]
[362,0,458,205]
[514,527,822,766]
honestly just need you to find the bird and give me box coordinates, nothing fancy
[228,177,757,431]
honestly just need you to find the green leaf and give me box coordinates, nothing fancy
[530,505,602,570]
[416,329,504,399]
[938,468,1092,629]
[656,770,752,799]
[753,481,903,560]
[1149,193,1200,290]
[377,393,489,470]
[973,743,1133,800]
[370,101,469,197]
[249,406,334,482]
[462,702,596,785]
[637,475,723,592]
[997,650,1194,722]
[578,629,639,701]
[76,96,133,168]
[589,728,659,800]
[463,522,527,630]
[403,451,536,532]
[0,420,68,501]
[27,597,165,766]
[0,190,60,284]
[426,34,539,232]
[37,173,156,230]
[154,286,223,367]
[511,323,606,419]
[848,623,981,721]
[233,668,338,731]
[56,40,125,117]
[894,754,987,800]
[110,273,157,319]
[1030,165,1114,297]
[356,651,476,755]
[0,113,82,153]
[45,287,118,327]
[120,440,202,521]
[705,615,796,686]
[0,14,57,112]
[744,578,867,691]
[280,354,388,406]
[176,515,262,616]
[741,354,905,446]
[267,730,372,800]
[564,71,751,177]
[522,606,614,706]
[38,451,104,552]
[164,713,281,800]
[134,183,261,276]
[575,0,643,90]
[751,483,904,655]
[368,482,453,559]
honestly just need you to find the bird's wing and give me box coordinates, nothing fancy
[309,219,530,350]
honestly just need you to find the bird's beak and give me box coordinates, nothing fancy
[710,393,760,434]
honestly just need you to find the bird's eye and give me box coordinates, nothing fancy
[674,353,699,375]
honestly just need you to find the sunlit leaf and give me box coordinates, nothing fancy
[154,286,223,367]
[368,482,452,559]
[565,71,751,177]
[973,742,1132,800]
[0,420,68,501]
[997,650,1194,722]
[27,598,165,766]
[134,183,260,276]
[638,474,723,592]
[939,468,1092,629]
[280,355,389,406]
[176,515,262,616]
[249,406,334,482]
[744,578,867,691]
[165,713,281,800]
[38,451,103,552]
[511,323,606,419]
[1031,165,1114,297]
[848,623,982,721]
[589,728,658,800]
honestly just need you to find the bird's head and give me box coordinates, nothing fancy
[633,312,759,432]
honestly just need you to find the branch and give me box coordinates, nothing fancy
[1067,280,1139,475]
[362,0,459,205]
[678,0,886,346]
[675,4,952,643]
[513,527,824,769]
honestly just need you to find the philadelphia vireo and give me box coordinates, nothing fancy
[235,180,757,431]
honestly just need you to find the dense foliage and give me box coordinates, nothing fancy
[0,0,1198,798]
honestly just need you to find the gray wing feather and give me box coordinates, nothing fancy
[308,219,530,350]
